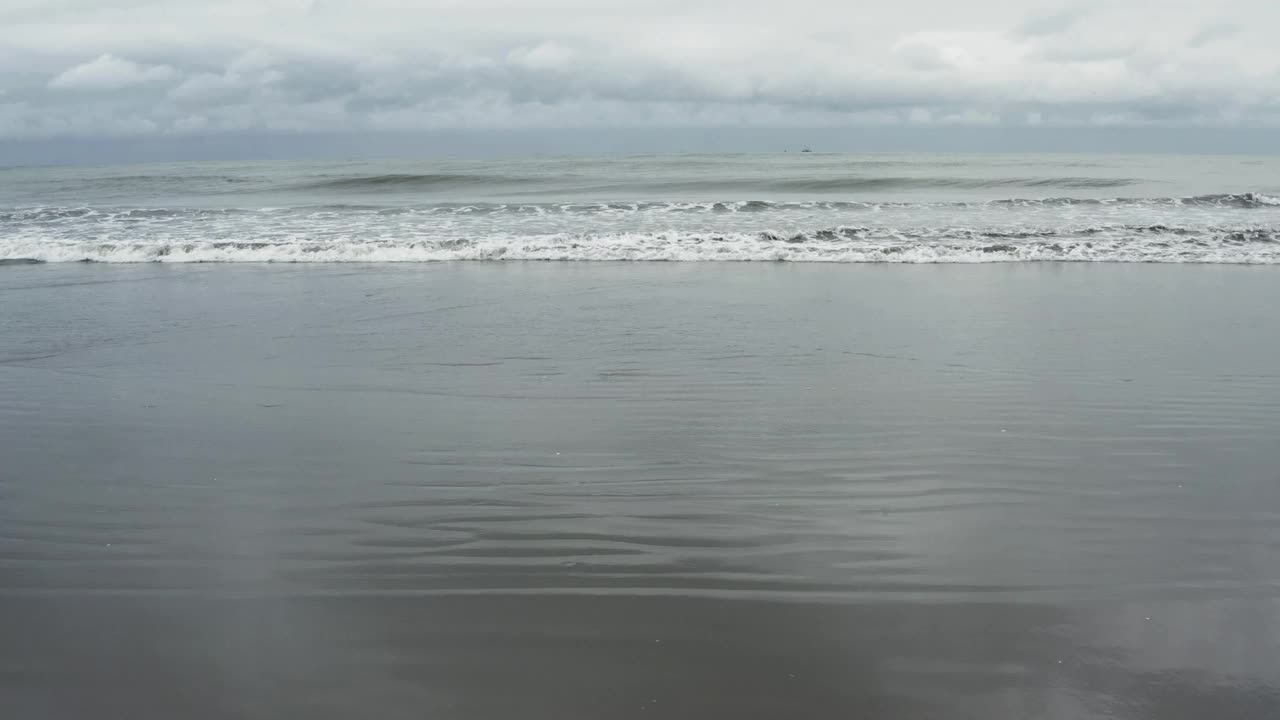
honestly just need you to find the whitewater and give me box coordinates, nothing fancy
[3,153,1279,263]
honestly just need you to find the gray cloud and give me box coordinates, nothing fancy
[48,54,176,91]
[1,0,1278,142]
[1015,5,1094,38]
[1189,23,1241,48]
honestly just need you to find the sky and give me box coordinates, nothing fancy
[1,0,1279,161]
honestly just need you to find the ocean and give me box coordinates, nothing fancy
[2,153,1280,263]
[2,154,1280,719]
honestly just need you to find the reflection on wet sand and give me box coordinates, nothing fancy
[2,263,1279,719]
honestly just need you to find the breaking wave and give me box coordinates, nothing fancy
[4,225,1278,264]
[4,190,1279,264]
[3,193,1279,223]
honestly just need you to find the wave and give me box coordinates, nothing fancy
[283,173,1143,194]
[4,192,1279,223]
[296,173,538,191]
[990,192,1280,209]
[561,176,1142,194]
[0,207,256,223]
[76,174,252,185]
[775,176,1136,191]
[5,226,1278,264]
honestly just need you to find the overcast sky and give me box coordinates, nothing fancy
[1,0,1278,159]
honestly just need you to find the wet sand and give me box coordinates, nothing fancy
[2,262,1279,719]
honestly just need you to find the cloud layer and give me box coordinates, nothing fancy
[1,0,1278,140]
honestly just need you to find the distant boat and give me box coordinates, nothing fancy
[800,147,813,153]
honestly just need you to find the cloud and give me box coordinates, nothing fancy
[1189,23,1241,48]
[508,42,577,72]
[2,1,1279,140]
[169,73,252,105]
[1015,5,1094,38]
[48,54,177,91]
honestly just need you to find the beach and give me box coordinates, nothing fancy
[3,261,1279,718]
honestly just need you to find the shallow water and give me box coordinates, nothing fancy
[2,262,1278,718]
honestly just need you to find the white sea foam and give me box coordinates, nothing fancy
[4,228,1279,264]
[4,193,1279,222]
[4,195,1280,264]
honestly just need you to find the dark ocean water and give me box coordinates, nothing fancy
[2,153,1280,262]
